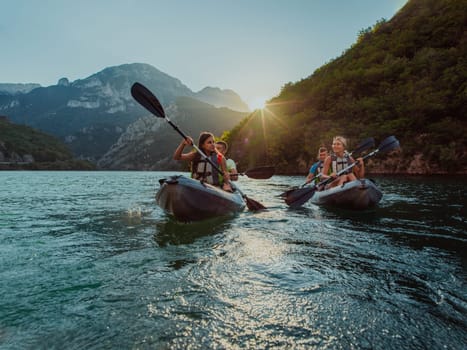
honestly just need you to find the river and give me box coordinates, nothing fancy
[0,171,465,349]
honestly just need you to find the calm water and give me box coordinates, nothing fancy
[0,171,466,349]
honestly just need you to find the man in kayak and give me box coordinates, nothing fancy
[215,140,238,181]
[173,131,233,192]
[320,136,364,188]
[305,146,328,184]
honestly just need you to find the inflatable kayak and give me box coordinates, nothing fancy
[155,175,246,221]
[310,178,382,210]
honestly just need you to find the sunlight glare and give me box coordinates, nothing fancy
[248,96,267,111]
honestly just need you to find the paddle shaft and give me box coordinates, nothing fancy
[169,119,272,180]
[284,136,398,207]
[316,152,370,189]
[301,137,375,188]
[318,138,397,188]
[285,153,369,207]
[240,166,275,179]
[131,82,265,210]
[168,116,257,201]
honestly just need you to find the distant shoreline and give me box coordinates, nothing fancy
[0,161,95,171]
[1,166,465,176]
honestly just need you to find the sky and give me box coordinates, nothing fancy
[0,0,408,109]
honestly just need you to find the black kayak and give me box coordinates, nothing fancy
[310,178,382,210]
[155,175,245,222]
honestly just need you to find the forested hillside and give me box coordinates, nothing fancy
[0,118,94,170]
[226,0,466,174]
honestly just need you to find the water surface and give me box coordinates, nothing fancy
[1,171,465,349]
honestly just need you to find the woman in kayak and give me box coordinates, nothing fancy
[320,136,364,188]
[173,131,232,192]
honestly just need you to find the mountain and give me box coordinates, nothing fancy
[0,117,94,170]
[195,87,250,112]
[98,96,248,170]
[226,0,467,175]
[0,83,41,95]
[0,63,249,164]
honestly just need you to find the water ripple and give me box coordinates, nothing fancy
[0,172,466,349]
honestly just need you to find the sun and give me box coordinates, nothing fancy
[248,96,267,111]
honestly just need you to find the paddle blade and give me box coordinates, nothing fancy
[351,137,375,156]
[243,166,275,179]
[284,187,316,208]
[278,186,300,198]
[378,136,400,153]
[131,82,166,118]
[244,196,267,211]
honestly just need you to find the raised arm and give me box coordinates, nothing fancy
[320,156,333,180]
[173,137,195,161]
[352,157,365,179]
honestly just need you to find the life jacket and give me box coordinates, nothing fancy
[191,152,223,186]
[313,160,324,175]
[331,152,353,175]
[310,160,331,184]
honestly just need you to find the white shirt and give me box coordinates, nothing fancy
[226,158,236,171]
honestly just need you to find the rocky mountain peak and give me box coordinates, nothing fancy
[0,63,251,167]
[58,77,70,86]
[195,87,250,112]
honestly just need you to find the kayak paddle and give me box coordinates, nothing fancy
[279,137,375,198]
[284,135,400,208]
[130,82,267,211]
[240,166,275,179]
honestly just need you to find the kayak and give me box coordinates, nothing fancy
[310,178,382,210]
[155,175,245,221]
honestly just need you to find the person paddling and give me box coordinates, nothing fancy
[320,136,364,189]
[305,146,328,184]
[173,131,232,192]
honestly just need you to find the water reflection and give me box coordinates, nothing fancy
[2,172,466,349]
[153,217,232,247]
